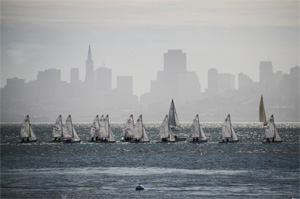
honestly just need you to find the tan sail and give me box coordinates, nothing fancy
[259,95,267,125]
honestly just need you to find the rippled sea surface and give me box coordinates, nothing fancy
[1,123,299,199]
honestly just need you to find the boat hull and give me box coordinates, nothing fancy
[20,139,37,143]
[219,140,239,143]
[63,140,81,143]
[189,140,207,143]
[175,137,186,142]
[263,141,282,144]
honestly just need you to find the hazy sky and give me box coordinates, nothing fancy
[1,0,299,97]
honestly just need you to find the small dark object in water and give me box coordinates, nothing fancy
[136,184,144,190]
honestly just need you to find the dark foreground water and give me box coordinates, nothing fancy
[1,123,299,199]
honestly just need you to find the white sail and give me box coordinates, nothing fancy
[168,99,180,129]
[134,115,143,139]
[99,115,108,138]
[65,114,80,142]
[71,126,80,142]
[221,114,232,138]
[20,115,37,141]
[134,115,149,141]
[199,127,207,141]
[90,115,99,138]
[190,114,200,138]
[52,115,63,138]
[265,114,281,141]
[141,126,150,142]
[20,115,30,138]
[159,115,169,139]
[105,114,115,141]
[64,115,74,139]
[231,127,238,141]
[122,114,135,138]
[159,115,175,141]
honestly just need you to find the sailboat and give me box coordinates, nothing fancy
[120,114,135,142]
[157,115,176,143]
[189,114,207,143]
[64,115,81,143]
[264,114,282,143]
[219,114,239,143]
[103,114,116,143]
[259,95,267,126]
[52,114,63,142]
[132,115,150,143]
[169,99,181,131]
[89,115,100,142]
[20,115,37,143]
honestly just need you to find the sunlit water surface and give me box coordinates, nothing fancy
[1,123,299,199]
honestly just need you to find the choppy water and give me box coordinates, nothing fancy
[1,123,299,199]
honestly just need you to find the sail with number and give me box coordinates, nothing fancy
[159,115,175,141]
[134,115,150,142]
[168,99,180,130]
[65,115,80,142]
[265,114,282,142]
[122,114,135,138]
[190,114,207,141]
[20,115,37,142]
[259,95,267,125]
[221,114,238,142]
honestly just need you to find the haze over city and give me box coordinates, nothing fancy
[1,0,299,123]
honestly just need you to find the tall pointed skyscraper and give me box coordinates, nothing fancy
[85,45,95,87]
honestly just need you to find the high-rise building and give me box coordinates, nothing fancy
[95,66,112,93]
[259,61,273,83]
[37,69,61,84]
[70,68,80,84]
[117,76,133,95]
[238,73,254,90]
[163,50,187,97]
[207,68,218,95]
[218,73,235,93]
[84,45,95,87]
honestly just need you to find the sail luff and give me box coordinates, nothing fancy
[28,115,37,140]
[105,115,115,141]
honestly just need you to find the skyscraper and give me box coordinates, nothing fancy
[70,68,80,84]
[84,45,95,87]
[259,61,273,83]
[95,64,112,93]
[207,68,218,95]
[163,50,187,97]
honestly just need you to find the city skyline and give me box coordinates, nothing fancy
[1,46,299,123]
[1,0,299,97]
[1,45,298,98]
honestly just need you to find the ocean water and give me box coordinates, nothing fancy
[1,122,299,199]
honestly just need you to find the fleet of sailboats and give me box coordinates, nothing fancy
[219,114,239,143]
[18,97,283,143]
